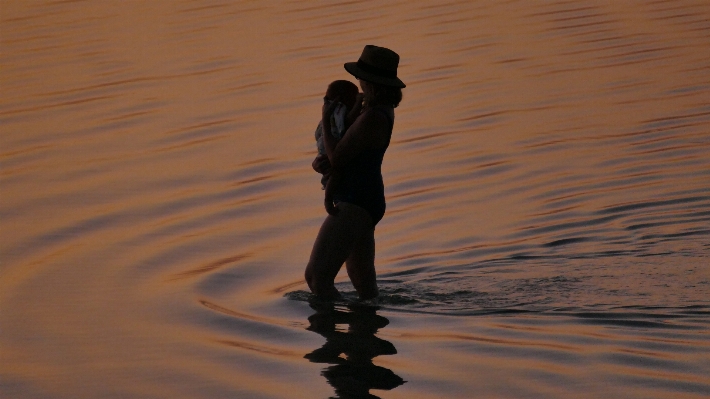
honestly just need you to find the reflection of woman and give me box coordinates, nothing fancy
[305,45,406,300]
[304,302,404,398]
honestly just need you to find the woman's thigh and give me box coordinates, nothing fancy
[306,202,373,284]
[345,227,377,298]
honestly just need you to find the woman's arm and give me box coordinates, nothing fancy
[322,104,389,169]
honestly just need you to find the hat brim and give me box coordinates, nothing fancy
[344,62,406,88]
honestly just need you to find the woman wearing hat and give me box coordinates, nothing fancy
[305,45,405,300]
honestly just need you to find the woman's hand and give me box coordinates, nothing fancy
[346,93,364,126]
[323,177,339,216]
[312,154,331,174]
[324,196,339,216]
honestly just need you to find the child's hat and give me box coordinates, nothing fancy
[344,45,406,88]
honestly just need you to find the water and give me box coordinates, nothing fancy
[1,1,709,398]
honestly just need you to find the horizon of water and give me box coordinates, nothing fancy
[2,1,709,398]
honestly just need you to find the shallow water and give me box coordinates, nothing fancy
[1,1,709,398]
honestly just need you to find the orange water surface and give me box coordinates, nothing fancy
[2,1,710,398]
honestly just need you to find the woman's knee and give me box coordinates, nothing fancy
[304,267,314,291]
[305,262,336,295]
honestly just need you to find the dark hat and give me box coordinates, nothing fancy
[344,45,406,88]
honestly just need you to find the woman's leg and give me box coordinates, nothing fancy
[345,227,378,300]
[305,202,372,299]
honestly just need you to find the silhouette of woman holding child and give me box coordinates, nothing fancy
[306,45,405,301]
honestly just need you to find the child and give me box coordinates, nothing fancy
[314,80,361,189]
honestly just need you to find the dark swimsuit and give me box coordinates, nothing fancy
[333,107,394,227]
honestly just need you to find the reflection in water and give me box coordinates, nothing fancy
[305,301,404,399]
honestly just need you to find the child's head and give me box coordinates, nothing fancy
[325,80,359,110]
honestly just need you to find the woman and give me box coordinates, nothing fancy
[305,45,405,300]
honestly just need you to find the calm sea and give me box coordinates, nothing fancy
[1,1,709,398]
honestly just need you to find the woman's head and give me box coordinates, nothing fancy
[344,45,405,109]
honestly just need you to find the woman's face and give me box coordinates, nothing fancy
[358,79,373,95]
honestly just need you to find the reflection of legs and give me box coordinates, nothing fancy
[305,203,372,300]
[346,227,378,300]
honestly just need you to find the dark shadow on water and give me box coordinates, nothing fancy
[304,300,405,399]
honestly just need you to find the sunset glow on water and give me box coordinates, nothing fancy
[2,1,709,398]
